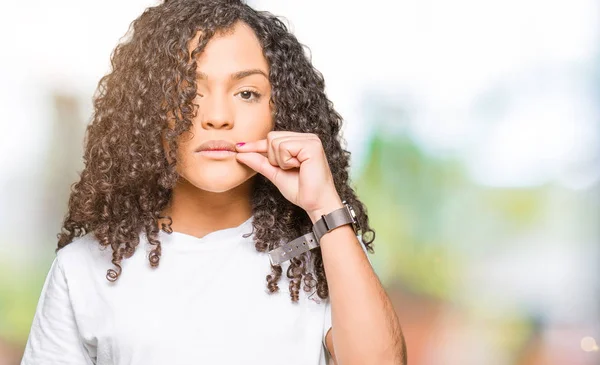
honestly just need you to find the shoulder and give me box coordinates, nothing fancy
[56,232,111,260]
[55,232,115,276]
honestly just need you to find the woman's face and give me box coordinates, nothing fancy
[164,21,273,193]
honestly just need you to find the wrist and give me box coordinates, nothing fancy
[307,197,344,224]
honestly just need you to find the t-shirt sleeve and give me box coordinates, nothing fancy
[321,235,372,351]
[20,257,95,365]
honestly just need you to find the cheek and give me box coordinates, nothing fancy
[242,105,274,137]
[162,132,196,169]
[161,132,188,165]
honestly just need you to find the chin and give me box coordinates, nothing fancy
[183,171,257,193]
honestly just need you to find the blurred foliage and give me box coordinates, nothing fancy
[354,128,548,302]
[355,131,464,297]
[0,256,50,344]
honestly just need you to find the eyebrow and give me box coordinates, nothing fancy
[196,69,269,81]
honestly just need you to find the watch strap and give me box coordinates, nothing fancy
[268,231,319,266]
[267,203,357,266]
[312,204,354,242]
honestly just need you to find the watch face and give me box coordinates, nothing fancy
[346,204,360,234]
[348,205,357,222]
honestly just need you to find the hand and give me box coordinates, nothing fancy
[235,131,343,222]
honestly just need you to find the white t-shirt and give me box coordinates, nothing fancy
[21,215,371,365]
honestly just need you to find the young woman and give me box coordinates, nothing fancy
[21,1,406,364]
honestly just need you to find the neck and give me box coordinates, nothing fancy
[159,177,254,239]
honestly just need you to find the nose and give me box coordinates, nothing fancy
[199,94,233,130]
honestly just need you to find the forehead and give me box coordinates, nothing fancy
[189,21,269,77]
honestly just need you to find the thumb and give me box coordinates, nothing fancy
[235,152,279,182]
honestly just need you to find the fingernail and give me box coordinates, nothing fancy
[236,142,245,147]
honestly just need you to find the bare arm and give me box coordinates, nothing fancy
[309,199,407,365]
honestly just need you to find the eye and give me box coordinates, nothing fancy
[236,89,262,103]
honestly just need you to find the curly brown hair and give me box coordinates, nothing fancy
[56,0,375,303]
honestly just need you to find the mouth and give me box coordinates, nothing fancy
[195,140,237,153]
[195,149,236,160]
[194,140,237,160]
[197,148,235,152]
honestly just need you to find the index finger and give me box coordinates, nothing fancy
[235,139,268,153]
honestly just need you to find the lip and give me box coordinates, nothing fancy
[195,140,237,153]
[196,150,236,160]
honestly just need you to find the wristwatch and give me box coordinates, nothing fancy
[267,200,360,266]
